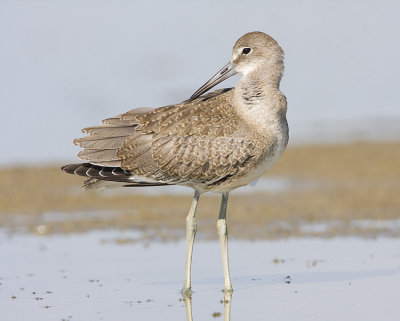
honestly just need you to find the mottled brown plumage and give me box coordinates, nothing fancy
[61,31,289,295]
[65,87,264,191]
[63,32,288,193]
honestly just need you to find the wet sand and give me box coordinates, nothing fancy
[0,142,399,239]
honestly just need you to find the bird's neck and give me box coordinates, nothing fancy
[234,66,287,135]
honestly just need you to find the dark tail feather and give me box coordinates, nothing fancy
[61,163,169,187]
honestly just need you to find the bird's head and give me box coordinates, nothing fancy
[190,32,284,101]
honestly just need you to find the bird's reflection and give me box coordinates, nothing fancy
[183,291,232,321]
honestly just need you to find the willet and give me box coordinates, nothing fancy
[62,31,288,296]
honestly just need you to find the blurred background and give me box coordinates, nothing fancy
[1,2,400,320]
[0,0,399,238]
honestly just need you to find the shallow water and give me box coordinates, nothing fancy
[1,230,400,321]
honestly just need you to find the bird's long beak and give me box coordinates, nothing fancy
[189,62,237,101]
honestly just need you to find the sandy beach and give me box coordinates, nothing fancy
[1,141,399,239]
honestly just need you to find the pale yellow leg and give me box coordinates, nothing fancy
[182,191,200,297]
[217,192,233,293]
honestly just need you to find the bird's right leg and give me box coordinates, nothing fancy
[182,191,200,298]
[217,191,233,293]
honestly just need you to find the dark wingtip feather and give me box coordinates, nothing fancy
[61,162,171,187]
[61,163,82,174]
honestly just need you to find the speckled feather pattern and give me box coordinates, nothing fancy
[72,89,274,191]
[62,31,288,193]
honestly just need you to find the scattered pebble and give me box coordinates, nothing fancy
[212,312,222,318]
[306,259,324,268]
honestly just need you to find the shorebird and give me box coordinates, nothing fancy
[62,31,288,296]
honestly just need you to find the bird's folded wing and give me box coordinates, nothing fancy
[119,133,255,185]
[73,88,256,185]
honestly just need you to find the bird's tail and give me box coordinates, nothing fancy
[61,163,169,189]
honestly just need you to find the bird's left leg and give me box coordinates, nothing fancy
[217,191,233,293]
[182,191,200,298]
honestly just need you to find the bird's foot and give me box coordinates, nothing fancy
[181,286,193,299]
[222,286,233,295]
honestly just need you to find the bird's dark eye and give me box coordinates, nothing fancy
[242,47,251,54]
